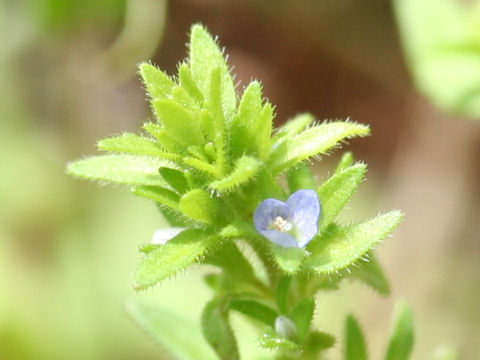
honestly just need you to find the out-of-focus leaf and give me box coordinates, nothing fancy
[202,298,239,360]
[268,121,370,174]
[126,300,216,360]
[287,163,316,193]
[67,155,174,186]
[385,301,414,360]
[229,300,278,326]
[351,252,391,296]
[304,331,336,352]
[276,276,292,314]
[272,246,305,274]
[133,229,213,290]
[345,314,368,360]
[317,162,367,231]
[305,211,404,273]
[394,0,480,118]
[291,298,315,343]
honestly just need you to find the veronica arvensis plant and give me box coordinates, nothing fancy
[68,24,413,360]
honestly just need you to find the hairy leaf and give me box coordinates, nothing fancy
[179,189,222,225]
[345,314,368,360]
[178,62,204,103]
[209,155,262,193]
[385,301,414,360]
[269,121,370,174]
[259,329,302,354]
[305,211,404,273]
[133,229,212,290]
[189,24,236,121]
[202,298,239,360]
[229,300,278,326]
[139,62,174,99]
[159,167,189,194]
[97,133,165,157]
[273,113,314,141]
[335,151,355,173]
[153,98,203,147]
[132,185,180,211]
[230,81,263,157]
[126,300,216,360]
[67,155,174,187]
[318,162,367,231]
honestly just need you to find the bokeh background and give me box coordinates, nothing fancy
[1,0,479,359]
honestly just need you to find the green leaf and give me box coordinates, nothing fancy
[287,163,316,193]
[179,189,222,225]
[259,329,302,354]
[126,300,216,360]
[133,229,213,290]
[183,157,220,177]
[206,241,256,282]
[178,62,204,103]
[131,185,180,211]
[272,246,305,274]
[335,151,355,173]
[291,298,315,343]
[153,98,203,147]
[189,24,236,121]
[202,298,240,360]
[269,121,370,174]
[139,62,174,99]
[159,167,189,194]
[67,155,174,187]
[276,276,292,314]
[273,113,314,141]
[97,133,166,157]
[385,301,414,360]
[345,314,368,360]
[318,162,367,231]
[219,221,259,239]
[255,103,274,159]
[305,211,404,273]
[230,81,264,157]
[209,155,262,193]
[229,300,278,326]
[351,252,390,296]
[304,331,336,352]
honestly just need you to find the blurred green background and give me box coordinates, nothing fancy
[1,0,479,359]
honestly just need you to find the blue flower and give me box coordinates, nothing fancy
[253,189,321,248]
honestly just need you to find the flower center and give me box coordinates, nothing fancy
[272,216,292,232]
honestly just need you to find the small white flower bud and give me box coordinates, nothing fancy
[274,315,297,341]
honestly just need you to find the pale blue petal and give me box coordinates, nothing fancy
[286,189,320,246]
[254,199,290,232]
[259,230,299,248]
